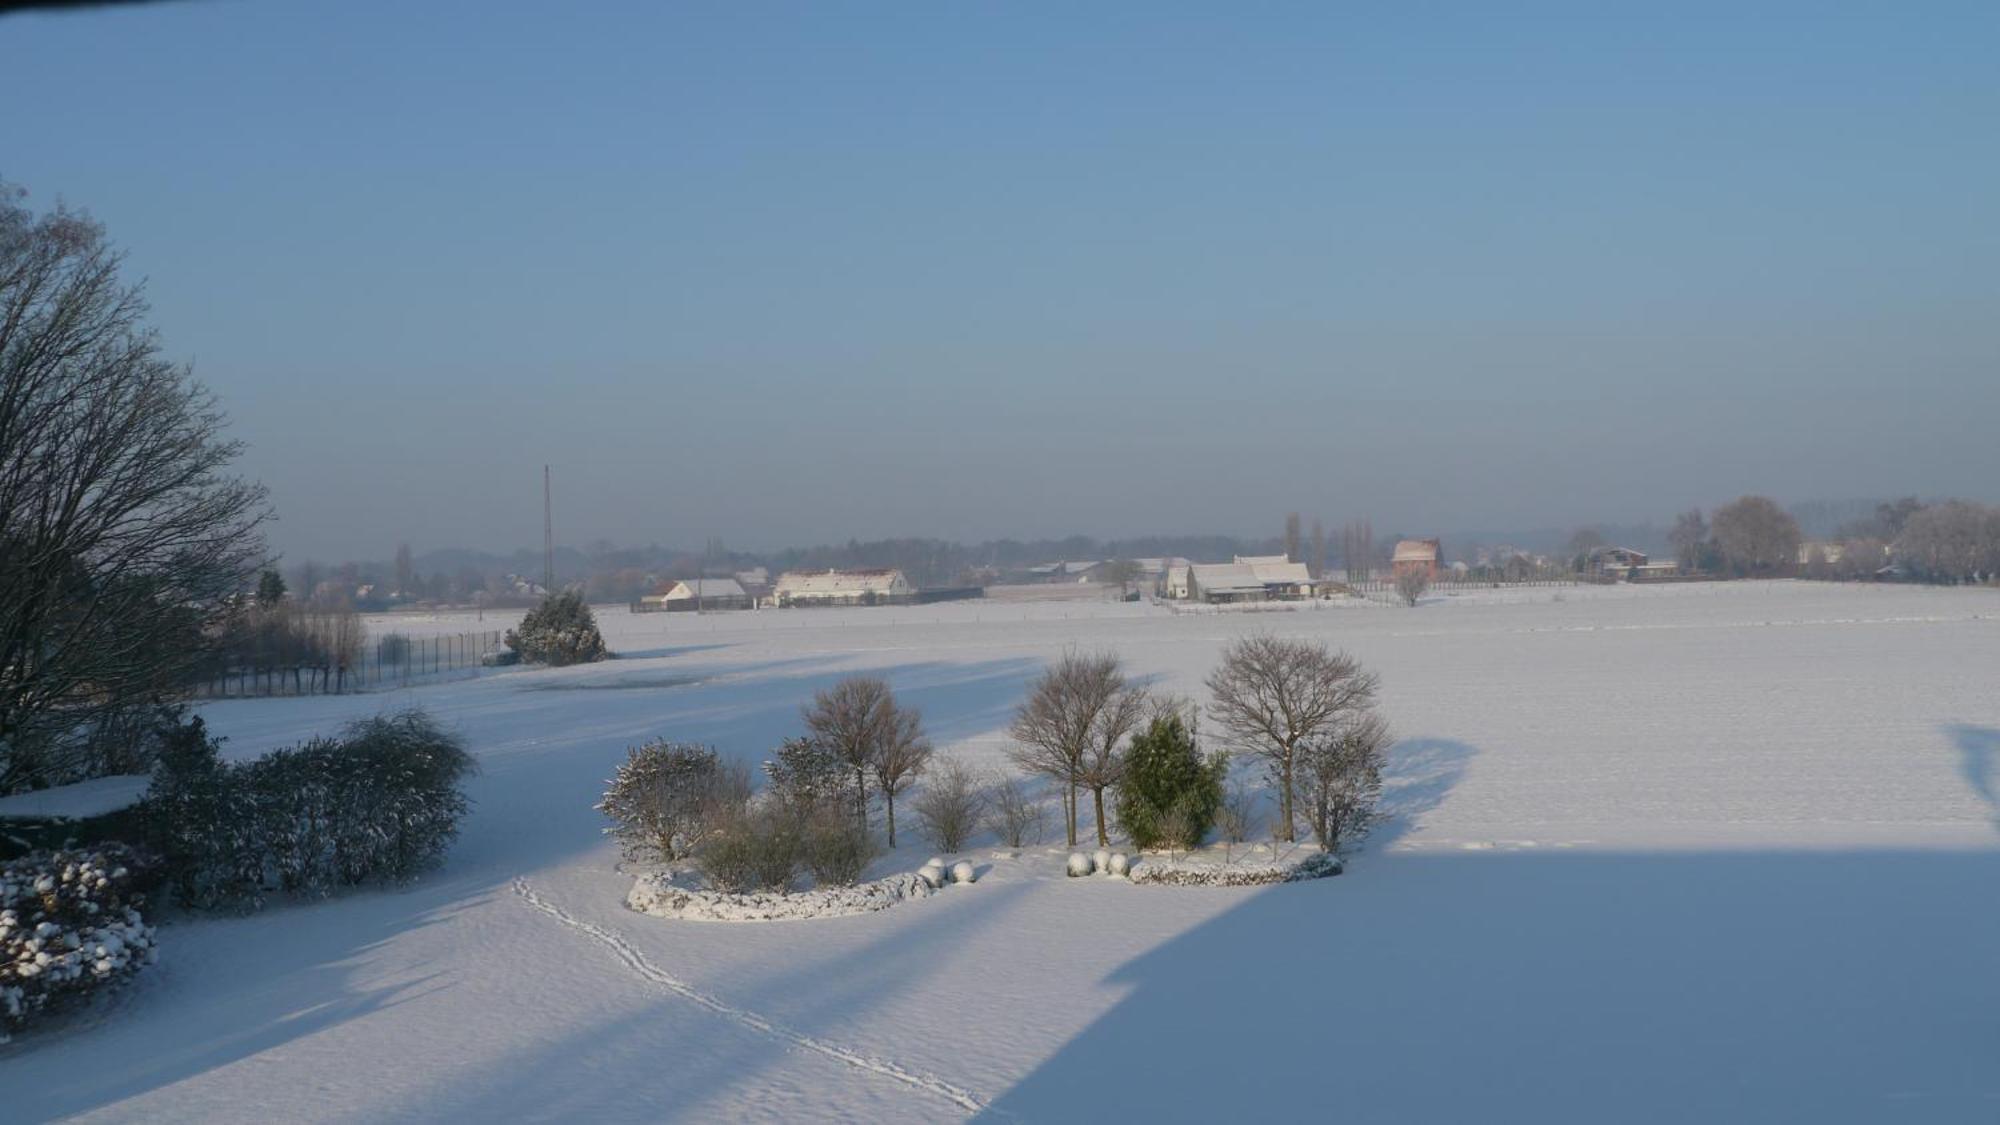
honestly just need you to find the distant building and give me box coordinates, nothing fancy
[1586,546,1648,579]
[773,568,913,607]
[1391,539,1441,581]
[1183,557,1314,603]
[1797,542,1846,566]
[640,577,750,611]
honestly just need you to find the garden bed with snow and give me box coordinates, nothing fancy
[1126,851,1343,887]
[626,870,940,922]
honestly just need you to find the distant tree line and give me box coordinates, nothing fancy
[1659,495,2000,584]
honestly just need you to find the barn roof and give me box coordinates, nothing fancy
[774,569,908,594]
[1392,539,1441,564]
[665,578,746,599]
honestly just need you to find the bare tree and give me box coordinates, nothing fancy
[0,186,269,792]
[1078,680,1148,846]
[1895,500,1999,583]
[1205,635,1379,843]
[871,703,931,847]
[1395,566,1430,607]
[1216,784,1259,864]
[912,756,985,853]
[986,772,1048,847]
[1098,558,1143,598]
[1341,519,1374,582]
[1284,512,1302,563]
[1566,526,1606,569]
[1008,650,1133,846]
[1296,712,1391,853]
[1668,509,1708,572]
[1308,519,1327,580]
[1711,496,1802,577]
[802,675,895,825]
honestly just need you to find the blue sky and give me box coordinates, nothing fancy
[4,2,1995,558]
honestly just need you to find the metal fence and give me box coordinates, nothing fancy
[194,630,508,698]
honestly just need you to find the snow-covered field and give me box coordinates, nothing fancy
[4,581,1997,1122]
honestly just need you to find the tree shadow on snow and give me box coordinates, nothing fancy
[1947,724,2000,835]
[394,881,1036,1122]
[0,654,1044,1118]
[611,641,736,661]
[1369,737,1478,852]
[1,892,478,1119]
[982,848,2000,1124]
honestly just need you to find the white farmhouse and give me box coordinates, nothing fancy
[772,568,912,607]
[1181,556,1314,602]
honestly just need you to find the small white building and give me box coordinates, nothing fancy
[639,577,751,611]
[1183,557,1314,603]
[772,568,912,607]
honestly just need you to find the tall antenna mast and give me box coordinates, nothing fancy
[543,465,554,592]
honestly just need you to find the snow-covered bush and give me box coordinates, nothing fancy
[696,807,801,894]
[145,711,475,911]
[1107,853,1130,877]
[504,589,608,666]
[1127,852,1343,887]
[801,810,879,887]
[1115,714,1225,851]
[628,870,934,923]
[2,845,156,1040]
[597,741,749,862]
[762,736,848,820]
[1066,853,1092,877]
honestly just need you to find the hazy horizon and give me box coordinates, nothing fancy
[6,3,1995,562]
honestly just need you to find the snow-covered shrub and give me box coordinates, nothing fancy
[145,711,474,911]
[801,809,878,887]
[1115,714,1225,851]
[916,862,944,889]
[1107,853,1130,877]
[949,860,975,885]
[1127,851,1343,887]
[2,845,156,1039]
[628,870,934,923]
[1066,853,1092,877]
[696,807,800,894]
[504,589,608,666]
[1093,848,1111,874]
[597,741,749,862]
[762,736,848,820]
[912,757,983,853]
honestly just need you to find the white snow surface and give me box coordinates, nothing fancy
[2,581,1997,1121]
[0,775,149,821]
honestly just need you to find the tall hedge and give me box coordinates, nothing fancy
[145,711,475,911]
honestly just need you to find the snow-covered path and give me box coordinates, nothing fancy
[4,582,1997,1122]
